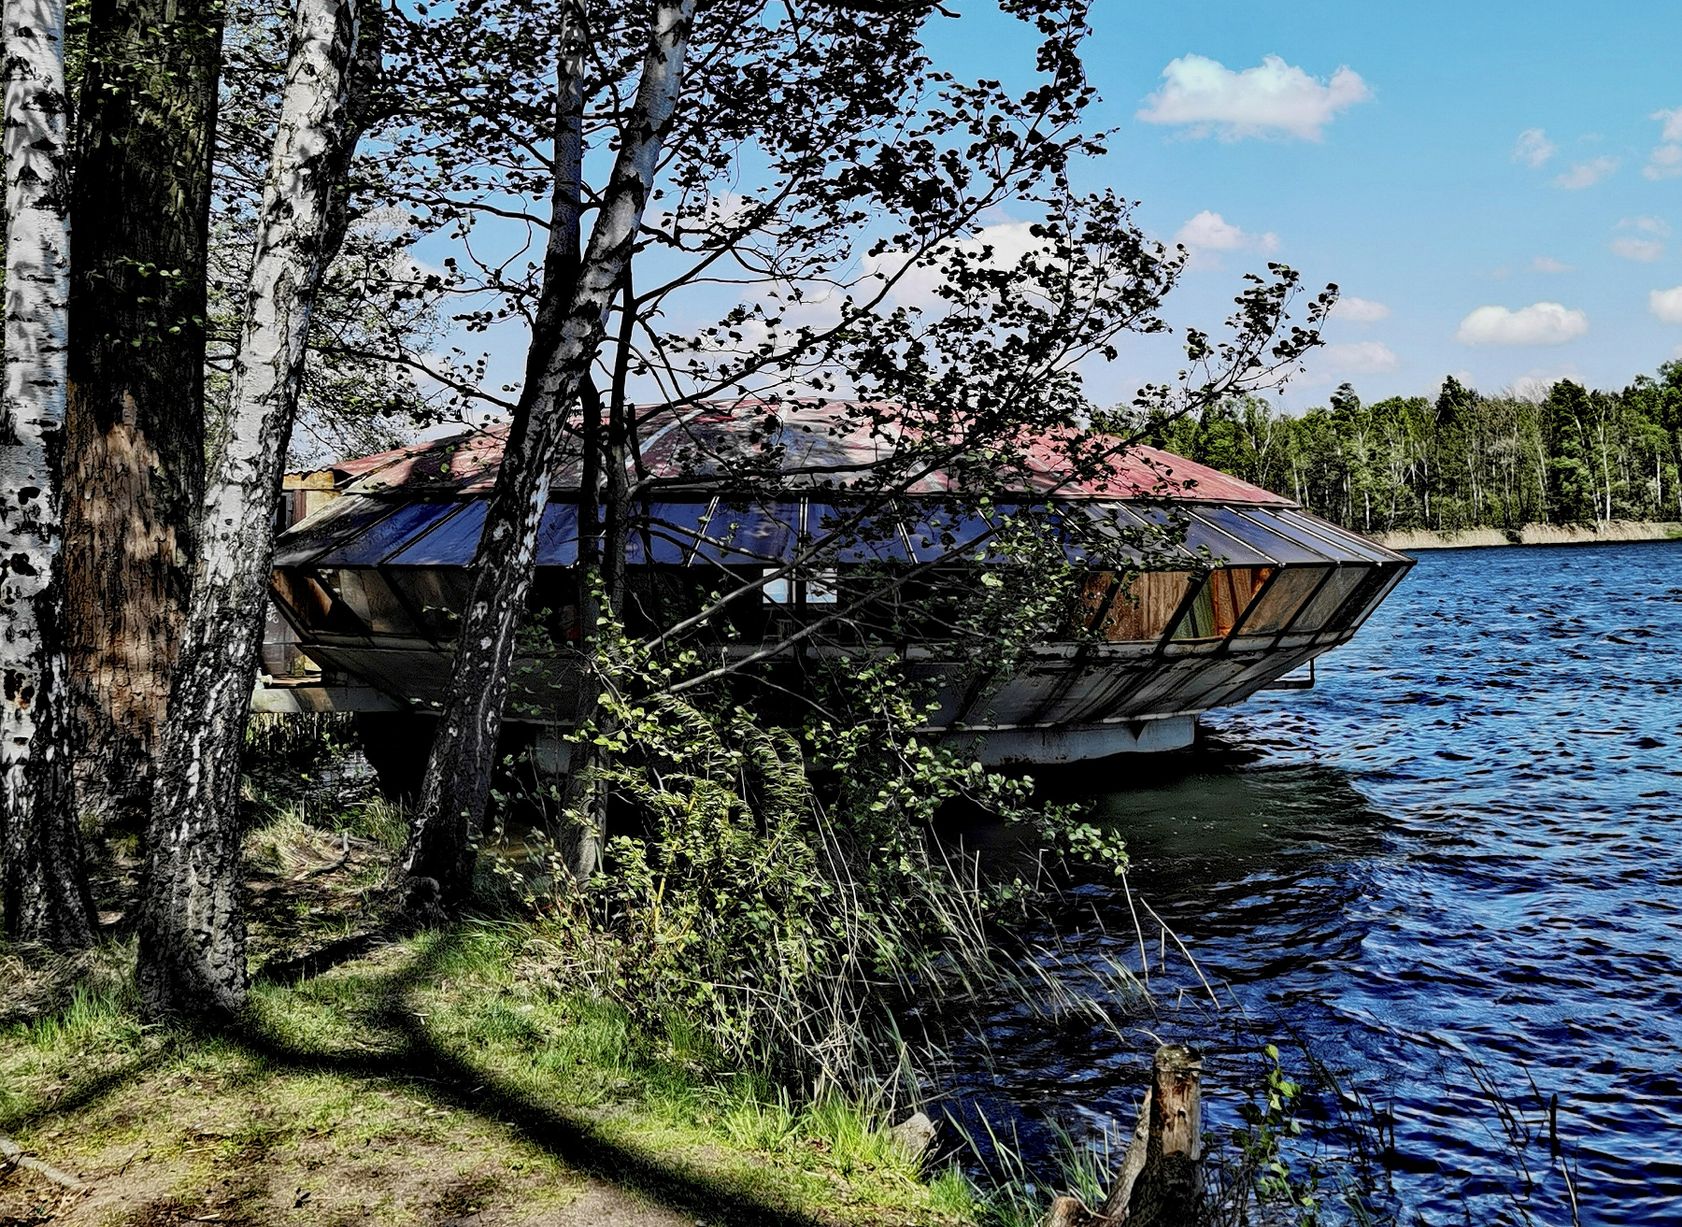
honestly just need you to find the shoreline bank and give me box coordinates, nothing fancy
[1369,519,1682,552]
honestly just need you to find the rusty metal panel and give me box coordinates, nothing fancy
[329,401,1302,507]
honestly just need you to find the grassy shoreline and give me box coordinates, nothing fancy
[0,926,977,1226]
[1369,518,1682,552]
[0,796,981,1226]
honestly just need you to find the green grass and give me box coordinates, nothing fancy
[0,921,979,1226]
[0,747,1021,1225]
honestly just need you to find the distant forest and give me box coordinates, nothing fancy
[1148,363,1682,534]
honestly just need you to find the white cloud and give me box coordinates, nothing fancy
[1512,128,1556,168]
[1174,210,1277,251]
[1622,215,1671,236]
[1646,145,1682,180]
[1531,256,1572,273]
[1172,210,1279,268]
[1554,156,1619,189]
[1512,366,1583,401]
[1644,110,1682,179]
[1610,217,1669,262]
[1320,340,1399,374]
[1651,286,1682,325]
[1612,237,1665,262]
[1456,302,1589,347]
[865,220,1049,312]
[1332,295,1390,322]
[1137,54,1370,141]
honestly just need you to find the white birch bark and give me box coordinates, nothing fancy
[401,0,699,906]
[1,0,94,947]
[137,0,379,1017]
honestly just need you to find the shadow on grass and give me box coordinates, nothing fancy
[236,926,828,1227]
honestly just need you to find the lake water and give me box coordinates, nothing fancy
[950,540,1682,1226]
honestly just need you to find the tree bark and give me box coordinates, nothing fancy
[1,0,96,950]
[136,0,380,1020]
[402,0,698,910]
[62,0,225,834]
[1101,1044,1202,1226]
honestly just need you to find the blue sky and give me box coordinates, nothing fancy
[418,2,1682,422]
[920,0,1682,408]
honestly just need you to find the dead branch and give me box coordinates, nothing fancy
[0,1134,88,1190]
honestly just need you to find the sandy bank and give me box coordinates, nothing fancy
[1370,520,1682,552]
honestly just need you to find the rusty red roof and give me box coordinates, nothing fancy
[312,399,1290,505]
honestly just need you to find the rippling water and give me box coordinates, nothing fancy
[950,540,1682,1225]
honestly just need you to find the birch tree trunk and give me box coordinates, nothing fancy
[64,0,225,833]
[136,0,380,1019]
[1,0,95,949]
[401,0,698,910]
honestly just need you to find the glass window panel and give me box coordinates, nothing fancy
[272,568,368,638]
[1070,572,1118,634]
[384,568,470,639]
[1334,564,1410,633]
[322,568,423,638]
[904,505,1002,563]
[273,496,403,567]
[1238,565,1332,635]
[987,503,1090,565]
[809,502,911,563]
[694,500,800,564]
[1098,504,1200,564]
[385,501,487,565]
[313,501,461,566]
[1194,507,1335,566]
[1171,578,1218,641]
[1100,571,1195,642]
[1045,504,1168,567]
[1205,566,1273,636]
[1128,506,1275,568]
[805,569,840,605]
[623,501,711,565]
[535,501,580,566]
[1293,565,1374,631]
[1267,508,1395,564]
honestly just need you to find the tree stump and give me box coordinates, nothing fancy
[1102,1044,1202,1225]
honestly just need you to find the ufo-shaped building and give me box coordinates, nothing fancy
[257,400,1413,773]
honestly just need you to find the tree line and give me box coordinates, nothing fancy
[1150,366,1682,535]
[1,0,1334,1023]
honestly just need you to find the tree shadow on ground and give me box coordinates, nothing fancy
[4,927,839,1226]
[234,927,827,1227]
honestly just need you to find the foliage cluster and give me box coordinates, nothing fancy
[1152,364,1682,533]
[494,614,1125,1101]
